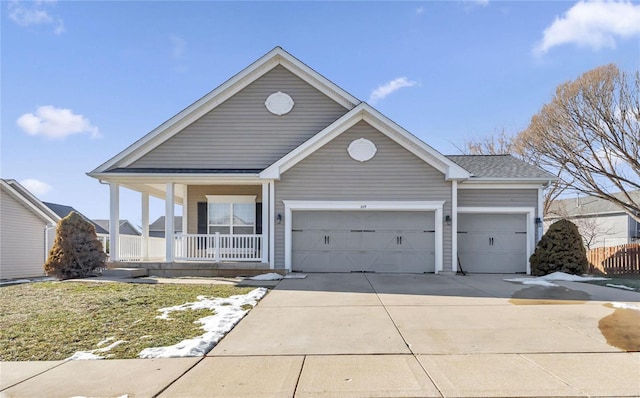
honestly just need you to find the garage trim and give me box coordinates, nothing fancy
[283,200,445,273]
[456,206,535,275]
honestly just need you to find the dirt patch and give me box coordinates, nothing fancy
[599,304,640,352]
[509,286,589,305]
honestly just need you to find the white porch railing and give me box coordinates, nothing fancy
[97,234,165,261]
[174,233,263,261]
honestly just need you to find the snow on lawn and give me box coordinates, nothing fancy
[606,283,636,291]
[138,287,267,358]
[248,273,307,281]
[610,302,640,311]
[67,339,127,360]
[505,272,609,287]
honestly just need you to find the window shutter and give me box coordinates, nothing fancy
[197,202,207,234]
[255,203,263,234]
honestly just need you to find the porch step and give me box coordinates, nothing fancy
[102,267,148,278]
[109,262,274,278]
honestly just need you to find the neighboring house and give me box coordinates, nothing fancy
[148,216,182,238]
[88,47,555,274]
[93,219,141,236]
[0,179,58,279]
[43,202,109,235]
[546,191,640,249]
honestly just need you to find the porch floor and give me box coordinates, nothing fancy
[107,261,277,278]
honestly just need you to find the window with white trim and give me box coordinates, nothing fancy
[206,195,256,235]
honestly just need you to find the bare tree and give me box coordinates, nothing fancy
[516,64,640,223]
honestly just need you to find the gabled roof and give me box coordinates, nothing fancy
[43,202,108,234]
[93,219,141,236]
[149,216,183,232]
[547,190,640,218]
[90,47,360,174]
[0,179,58,224]
[260,103,470,180]
[446,155,556,181]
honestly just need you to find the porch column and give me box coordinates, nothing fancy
[182,184,188,236]
[141,192,149,260]
[165,183,175,262]
[109,182,120,262]
[269,181,275,268]
[261,182,269,263]
[451,180,458,273]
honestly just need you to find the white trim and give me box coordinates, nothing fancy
[458,183,547,190]
[261,103,469,181]
[90,47,358,173]
[451,181,458,273]
[282,200,445,273]
[205,195,257,204]
[109,182,120,262]
[269,182,275,268]
[165,183,175,262]
[537,187,544,242]
[457,206,536,275]
[261,182,269,264]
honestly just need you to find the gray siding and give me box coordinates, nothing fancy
[0,188,49,279]
[129,65,349,170]
[275,120,452,271]
[545,214,632,248]
[458,189,538,215]
[187,185,262,234]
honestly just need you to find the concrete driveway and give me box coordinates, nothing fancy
[2,273,639,397]
[164,273,640,397]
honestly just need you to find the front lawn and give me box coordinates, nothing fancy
[582,274,640,292]
[0,281,256,361]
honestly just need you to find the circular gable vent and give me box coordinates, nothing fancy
[347,138,377,162]
[265,91,294,116]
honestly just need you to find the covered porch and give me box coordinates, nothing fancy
[100,173,275,269]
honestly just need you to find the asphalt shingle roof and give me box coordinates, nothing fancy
[446,155,556,179]
[43,202,108,234]
[547,190,640,218]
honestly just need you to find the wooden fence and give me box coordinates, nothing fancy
[587,243,640,275]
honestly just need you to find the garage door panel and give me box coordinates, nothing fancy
[457,213,527,274]
[292,210,436,273]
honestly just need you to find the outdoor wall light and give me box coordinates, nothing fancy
[445,215,452,225]
[277,214,282,224]
[535,217,542,225]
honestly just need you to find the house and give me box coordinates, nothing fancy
[93,219,141,236]
[148,216,182,238]
[546,191,640,249]
[88,47,555,275]
[0,179,58,279]
[43,202,108,235]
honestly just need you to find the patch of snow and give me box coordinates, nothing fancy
[610,302,640,311]
[67,339,126,361]
[249,273,283,281]
[606,284,636,291]
[284,273,307,279]
[139,287,267,358]
[504,277,559,287]
[539,272,609,282]
[96,337,115,347]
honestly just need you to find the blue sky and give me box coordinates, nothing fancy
[2,0,639,226]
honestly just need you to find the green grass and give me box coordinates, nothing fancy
[582,274,640,292]
[0,282,255,361]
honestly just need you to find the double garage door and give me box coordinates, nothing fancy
[292,211,435,273]
[457,213,528,273]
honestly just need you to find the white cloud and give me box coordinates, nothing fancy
[170,35,187,59]
[17,106,100,140]
[8,0,65,35]
[416,6,425,15]
[20,179,52,196]
[368,77,418,104]
[535,0,640,55]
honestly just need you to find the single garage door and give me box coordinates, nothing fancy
[292,211,435,273]
[457,213,527,273]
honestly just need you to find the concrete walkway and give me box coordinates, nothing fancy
[2,274,639,397]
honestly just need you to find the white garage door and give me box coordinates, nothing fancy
[457,213,527,273]
[292,211,436,273]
